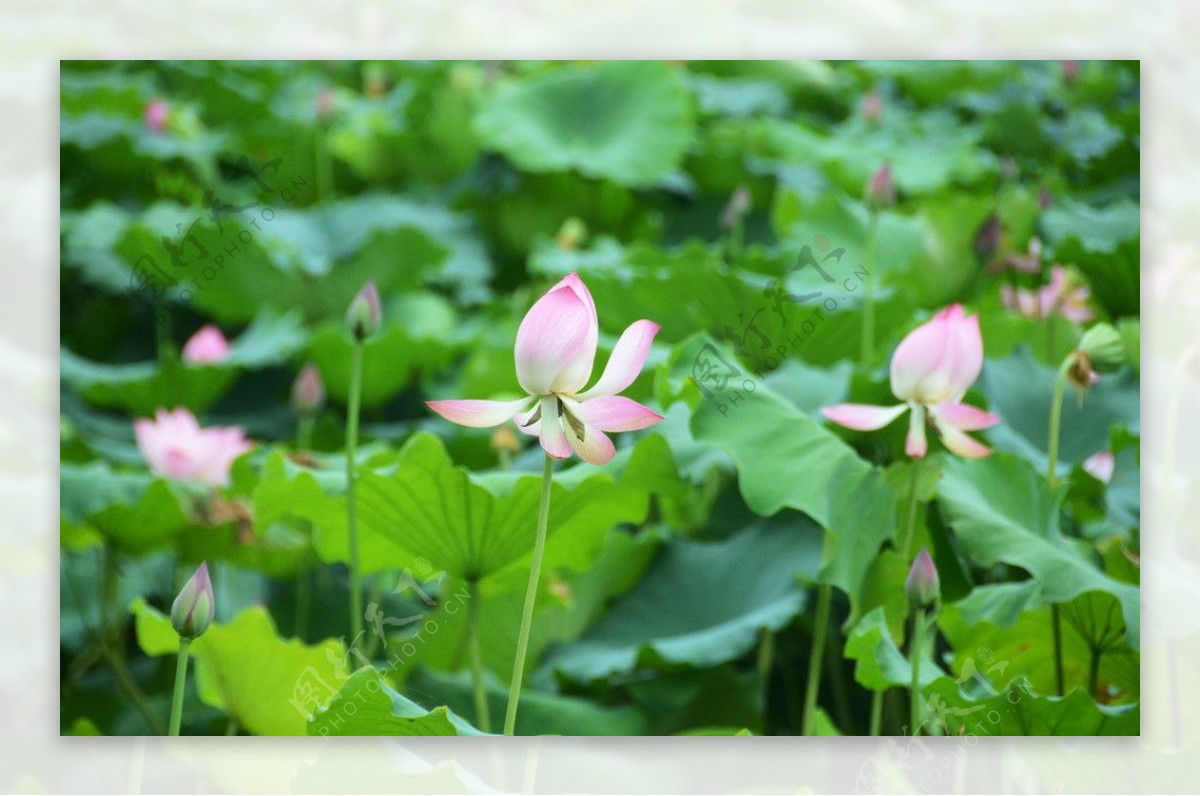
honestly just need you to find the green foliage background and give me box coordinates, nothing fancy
[60,60,1140,736]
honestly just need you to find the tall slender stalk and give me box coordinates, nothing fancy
[297,415,315,452]
[869,689,885,736]
[168,637,192,736]
[861,212,880,363]
[1046,353,1074,695]
[800,582,833,735]
[345,341,364,646]
[467,579,492,733]
[504,454,554,736]
[909,605,925,736]
[899,458,922,558]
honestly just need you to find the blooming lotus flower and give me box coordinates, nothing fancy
[821,305,999,458]
[134,408,253,487]
[181,324,231,364]
[171,562,215,639]
[426,272,663,465]
[1001,266,1093,324]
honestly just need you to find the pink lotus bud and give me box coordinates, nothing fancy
[346,281,382,341]
[1061,60,1080,84]
[181,324,231,365]
[865,163,895,209]
[975,214,1002,260]
[315,85,336,120]
[890,304,984,406]
[144,98,169,134]
[171,562,215,639]
[1083,450,1115,483]
[291,364,326,415]
[720,186,753,229]
[905,548,940,606]
[861,90,884,122]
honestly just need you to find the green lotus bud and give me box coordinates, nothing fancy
[171,562,215,639]
[345,281,381,341]
[1078,323,1124,373]
[905,548,940,606]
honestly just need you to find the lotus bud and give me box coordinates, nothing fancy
[491,424,519,456]
[905,548,940,606]
[144,98,169,134]
[555,217,588,250]
[720,186,753,230]
[866,163,895,210]
[181,324,230,365]
[346,281,381,341]
[1078,323,1125,373]
[171,562,215,640]
[861,90,884,122]
[291,364,326,416]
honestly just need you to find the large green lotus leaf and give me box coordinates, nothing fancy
[132,601,346,736]
[920,676,1137,736]
[60,462,193,554]
[473,61,694,186]
[309,667,484,736]
[407,668,648,736]
[257,433,652,583]
[623,664,767,736]
[940,592,1138,704]
[545,522,814,683]
[758,111,994,196]
[60,311,307,415]
[936,453,1139,650]
[844,607,944,692]
[689,365,895,614]
[1041,198,1139,256]
[977,349,1139,475]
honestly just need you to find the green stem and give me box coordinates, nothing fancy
[900,458,922,558]
[294,565,311,641]
[503,454,554,736]
[869,689,884,736]
[1046,354,1073,696]
[1051,604,1065,697]
[467,579,493,733]
[861,211,879,363]
[1046,354,1074,488]
[168,637,192,736]
[800,582,832,735]
[346,341,364,648]
[910,605,925,736]
[1087,647,1102,700]
[757,629,775,728]
[297,415,315,452]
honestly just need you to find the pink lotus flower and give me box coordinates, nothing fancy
[134,408,252,487]
[181,324,231,364]
[144,98,169,134]
[821,305,999,458]
[426,272,663,465]
[1001,266,1093,324]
